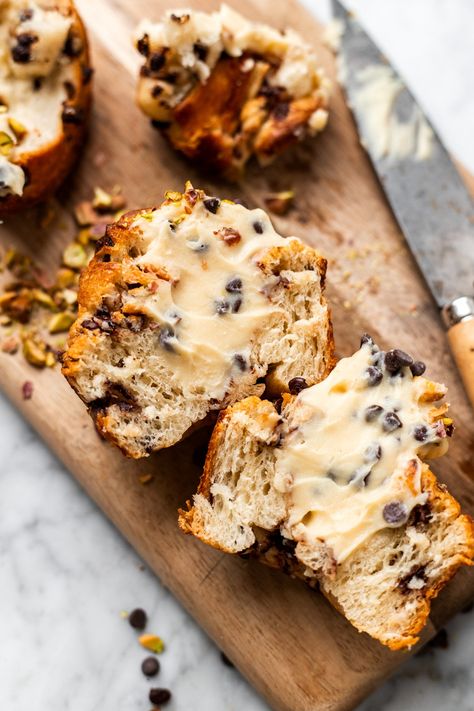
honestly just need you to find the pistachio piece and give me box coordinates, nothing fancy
[63,243,88,270]
[61,288,78,306]
[23,338,47,367]
[8,117,27,141]
[77,228,92,246]
[32,288,56,310]
[0,131,14,156]
[73,200,97,227]
[264,190,294,216]
[165,190,182,202]
[138,634,165,654]
[48,311,75,334]
[92,186,112,211]
[45,351,56,367]
[56,268,76,289]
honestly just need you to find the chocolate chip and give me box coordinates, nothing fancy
[149,51,166,72]
[221,652,234,667]
[159,325,175,352]
[12,34,36,63]
[215,299,230,315]
[364,442,382,462]
[411,503,432,526]
[137,34,150,57]
[382,411,402,432]
[360,333,374,347]
[82,319,99,330]
[203,197,220,214]
[231,298,242,313]
[63,32,83,57]
[253,221,264,234]
[149,688,172,705]
[398,564,427,595]
[225,277,242,293]
[384,349,413,373]
[365,366,383,386]
[288,377,309,396]
[233,354,247,371]
[410,360,426,377]
[193,42,208,60]
[62,106,84,124]
[365,404,384,422]
[128,608,147,630]
[383,501,408,525]
[82,65,93,84]
[151,84,163,98]
[141,656,160,677]
[95,234,115,252]
[414,425,429,442]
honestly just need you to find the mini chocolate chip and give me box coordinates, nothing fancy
[253,221,264,234]
[414,425,429,442]
[11,42,32,63]
[81,65,93,84]
[411,503,432,526]
[151,84,163,98]
[95,234,115,252]
[288,377,309,396]
[63,33,83,57]
[360,333,374,347]
[203,197,220,214]
[383,411,402,432]
[82,319,99,330]
[365,404,384,422]
[215,299,230,315]
[141,656,160,677]
[126,283,142,290]
[128,608,147,630]
[232,298,242,313]
[101,254,111,263]
[159,325,175,351]
[225,277,242,293]
[383,501,408,525]
[234,354,247,371]
[193,41,208,60]
[384,349,414,373]
[137,34,150,57]
[62,106,84,124]
[149,51,165,72]
[410,360,426,377]
[365,366,383,386]
[149,688,172,705]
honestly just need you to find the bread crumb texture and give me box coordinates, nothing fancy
[63,183,334,457]
[135,5,331,176]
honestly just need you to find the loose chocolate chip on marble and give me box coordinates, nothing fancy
[128,608,147,630]
[203,197,220,214]
[215,299,230,315]
[231,298,242,313]
[410,360,426,377]
[141,656,160,677]
[365,404,384,422]
[149,688,172,705]
[382,411,402,432]
[159,325,175,352]
[360,333,374,347]
[365,366,383,386]
[233,354,248,371]
[413,425,429,442]
[253,221,264,234]
[225,277,242,293]
[384,349,413,373]
[383,501,408,525]
[149,51,166,72]
[288,377,309,396]
[193,41,208,60]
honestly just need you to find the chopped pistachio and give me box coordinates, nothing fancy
[32,288,56,310]
[92,186,113,210]
[23,338,46,367]
[56,268,76,289]
[264,190,294,216]
[63,242,88,270]
[138,473,154,485]
[45,351,56,367]
[165,190,182,202]
[0,131,14,156]
[8,117,27,141]
[138,634,165,654]
[0,314,12,326]
[77,228,92,246]
[1,336,19,354]
[0,104,8,114]
[61,288,78,306]
[73,200,97,227]
[48,311,75,334]
[141,211,154,222]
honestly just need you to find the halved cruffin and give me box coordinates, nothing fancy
[179,337,474,649]
[134,5,330,178]
[0,0,92,215]
[62,183,335,457]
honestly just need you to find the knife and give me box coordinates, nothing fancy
[332,0,474,406]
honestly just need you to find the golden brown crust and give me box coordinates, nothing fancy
[0,0,92,215]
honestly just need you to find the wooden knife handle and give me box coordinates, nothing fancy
[444,297,474,408]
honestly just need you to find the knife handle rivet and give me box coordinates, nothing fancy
[442,296,474,328]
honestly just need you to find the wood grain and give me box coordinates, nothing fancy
[1,2,474,710]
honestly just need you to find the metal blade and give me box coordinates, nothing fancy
[333,0,474,307]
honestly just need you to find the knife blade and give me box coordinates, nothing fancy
[333,0,474,406]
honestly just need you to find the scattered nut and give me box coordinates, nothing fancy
[264,190,294,216]
[139,634,165,654]
[23,338,47,367]
[48,311,75,334]
[62,243,88,270]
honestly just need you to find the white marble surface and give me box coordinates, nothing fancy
[1,1,474,710]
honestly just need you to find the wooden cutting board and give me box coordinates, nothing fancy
[1,1,474,710]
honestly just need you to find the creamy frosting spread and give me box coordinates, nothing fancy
[135,4,330,124]
[0,0,73,196]
[348,64,434,162]
[128,188,296,400]
[276,339,449,564]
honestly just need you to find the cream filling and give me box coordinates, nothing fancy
[0,0,73,196]
[136,4,329,99]
[276,343,447,563]
[130,196,294,401]
[350,64,434,162]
